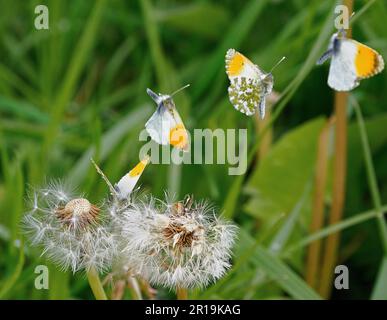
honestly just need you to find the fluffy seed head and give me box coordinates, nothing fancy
[56,198,100,229]
[115,194,237,289]
[22,182,115,273]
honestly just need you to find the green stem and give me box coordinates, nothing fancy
[352,97,387,253]
[87,267,107,300]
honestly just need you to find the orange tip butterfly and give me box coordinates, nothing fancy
[317,29,384,91]
[91,156,149,200]
[115,155,149,200]
[145,86,190,152]
[225,49,285,119]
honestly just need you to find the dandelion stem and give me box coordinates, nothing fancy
[127,276,143,300]
[176,286,188,300]
[87,267,108,300]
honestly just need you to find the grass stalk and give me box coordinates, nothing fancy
[318,0,353,298]
[286,205,387,257]
[87,267,108,300]
[351,97,387,252]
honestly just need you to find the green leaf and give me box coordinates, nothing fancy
[244,117,325,227]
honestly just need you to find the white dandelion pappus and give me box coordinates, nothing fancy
[116,194,238,289]
[22,182,116,273]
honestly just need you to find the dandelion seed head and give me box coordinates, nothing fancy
[116,194,238,289]
[22,182,116,273]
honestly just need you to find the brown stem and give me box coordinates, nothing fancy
[176,286,188,300]
[139,278,157,299]
[318,0,353,299]
[306,118,334,288]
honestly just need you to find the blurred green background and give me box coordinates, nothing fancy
[1,0,387,299]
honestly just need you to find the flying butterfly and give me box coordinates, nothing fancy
[91,155,149,201]
[145,86,190,152]
[317,29,384,91]
[225,48,285,119]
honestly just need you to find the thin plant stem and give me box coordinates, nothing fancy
[127,276,143,300]
[87,267,108,300]
[319,0,353,299]
[285,205,387,257]
[176,286,188,300]
[306,118,334,288]
[139,278,157,299]
[351,97,387,253]
[111,280,126,300]
[319,92,349,298]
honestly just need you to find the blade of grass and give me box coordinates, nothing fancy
[351,96,387,300]
[284,205,387,257]
[249,245,322,300]
[200,230,322,300]
[351,96,387,252]
[269,180,312,254]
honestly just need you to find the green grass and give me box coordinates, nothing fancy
[1,0,387,299]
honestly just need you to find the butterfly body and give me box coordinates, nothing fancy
[318,31,384,91]
[225,49,274,118]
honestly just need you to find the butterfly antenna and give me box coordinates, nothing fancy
[170,84,190,97]
[90,158,118,196]
[270,56,286,73]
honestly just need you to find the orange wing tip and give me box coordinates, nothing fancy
[225,49,245,77]
[355,44,385,78]
[128,156,149,178]
[169,124,189,151]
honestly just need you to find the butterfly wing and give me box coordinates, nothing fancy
[228,77,264,116]
[351,39,384,79]
[225,49,263,80]
[145,104,171,145]
[115,156,149,200]
[225,49,272,118]
[145,99,189,152]
[328,39,384,91]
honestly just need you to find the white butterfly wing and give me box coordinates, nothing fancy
[145,103,189,151]
[225,48,263,81]
[145,105,175,145]
[328,39,359,91]
[115,156,149,200]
